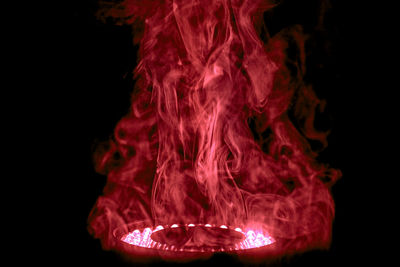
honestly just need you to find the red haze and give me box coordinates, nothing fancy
[88,0,341,263]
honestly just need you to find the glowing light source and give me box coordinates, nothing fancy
[154,225,164,232]
[121,223,274,252]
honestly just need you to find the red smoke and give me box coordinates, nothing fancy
[88,0,341,262]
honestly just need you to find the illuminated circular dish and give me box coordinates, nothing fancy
[121,223,275,252]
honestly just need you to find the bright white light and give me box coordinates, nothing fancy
[121,223,275,251]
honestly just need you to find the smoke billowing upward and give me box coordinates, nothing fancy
[88,0,341,260]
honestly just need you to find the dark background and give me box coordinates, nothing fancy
[57,0,368,266]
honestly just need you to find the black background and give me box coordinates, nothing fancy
[55,0,369,266]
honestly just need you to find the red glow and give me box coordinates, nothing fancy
[121,224,274,251]
[88,0,341,263]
